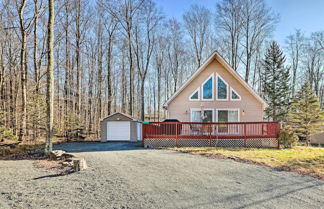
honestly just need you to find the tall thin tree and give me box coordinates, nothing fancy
[45,0,55,153]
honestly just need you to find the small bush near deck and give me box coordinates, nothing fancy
[279,126,298,148]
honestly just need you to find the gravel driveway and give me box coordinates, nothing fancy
[0,142,323,209]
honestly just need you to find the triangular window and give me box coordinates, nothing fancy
[217,74,228,100]
[202,74,214,100]
[189,87,200,101]
[231,87,241,100]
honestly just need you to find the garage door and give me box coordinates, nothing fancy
[107,121,131,141]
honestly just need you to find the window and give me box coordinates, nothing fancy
[230,87,241,100]
[217,109,240,134]
[189,87,200,101]
[191,109,213,122]
[217,74,228,100]
[202,74,214,100]
[217,109,239,122]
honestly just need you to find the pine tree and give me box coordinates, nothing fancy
[0,112,17,142]
[288,82,324,145]
[262,41,291,121]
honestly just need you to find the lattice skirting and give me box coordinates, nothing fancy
[144,138,278,148]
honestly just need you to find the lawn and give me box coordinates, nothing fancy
[170,146,324,180]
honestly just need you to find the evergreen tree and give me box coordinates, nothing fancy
[0,112,17,142]
[288,82,324,145]
[262,41,291,121]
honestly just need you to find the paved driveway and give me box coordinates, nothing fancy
[0,142,323,209]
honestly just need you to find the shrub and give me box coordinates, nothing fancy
[279,126,298,148]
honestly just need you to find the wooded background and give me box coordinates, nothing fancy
[0,0,323,141]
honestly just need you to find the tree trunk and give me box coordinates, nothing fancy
[18,0,27,141]
[107,39,112,115]
[45,0,55,153]
[75,0,81,118]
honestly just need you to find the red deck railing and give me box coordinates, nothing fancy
[142,121,281,148]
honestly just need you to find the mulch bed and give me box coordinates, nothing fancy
[0,145,74,175]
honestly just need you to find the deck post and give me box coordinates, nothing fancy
[209,124,212,146]
[176,123,179,147]
[244,123,247,147]
[142,124,145,147]
[277,122,281,149]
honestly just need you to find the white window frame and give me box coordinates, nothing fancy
[201,73,214,101]
[190,108,214,122]
[230,87,241,101]
[188,87,200,101]
[215,108,240,122]
[216,73,229,101]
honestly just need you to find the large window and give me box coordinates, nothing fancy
[217,74,228,100]
[217,109,239,122]
[202,74,214,100]
[191,109,213,122]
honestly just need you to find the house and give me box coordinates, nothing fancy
[100,112,142,142]
[163,52,267,122]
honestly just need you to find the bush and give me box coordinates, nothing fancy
[279,126,298,148]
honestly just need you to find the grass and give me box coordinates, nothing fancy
[170,146,324,180]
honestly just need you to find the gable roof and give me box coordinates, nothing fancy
[100,112,141,122]
[163,51,268,108]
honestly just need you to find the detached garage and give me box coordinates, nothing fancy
[100,112,142,142]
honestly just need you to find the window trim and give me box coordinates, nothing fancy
[201,73,214,101]
[190,108,215,122]
[215,108,240,122]
[188,87,200,101]
[230,87,241,101]
[216,73,229,101]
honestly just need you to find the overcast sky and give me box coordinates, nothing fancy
[155,0,324,44]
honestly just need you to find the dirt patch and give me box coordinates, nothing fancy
[33,159,74,176]
[0,148,46,160]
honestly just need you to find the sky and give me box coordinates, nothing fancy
[155,0,324,45]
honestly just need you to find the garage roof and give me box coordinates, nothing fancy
[100,112,141,122]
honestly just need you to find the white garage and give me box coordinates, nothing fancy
[100,112,142,142]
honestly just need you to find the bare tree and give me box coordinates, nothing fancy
[215,0,243,71]
[304,32,324,96]
[153,34,166,121]
[285,29,305,96]
[17,0,33,141]
[166,18,183,93]
[134,0,162,120]
[183,5,211,68]
[104,17,118,116]
[45,0,55,153]
[241,0,277,83]
[106,0,144,116]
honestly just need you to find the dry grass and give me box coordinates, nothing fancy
[170,146,324,180]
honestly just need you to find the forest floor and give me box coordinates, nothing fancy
[0,142,324,209]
